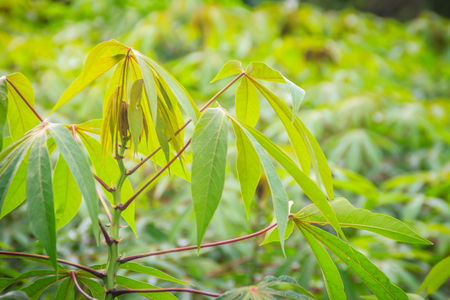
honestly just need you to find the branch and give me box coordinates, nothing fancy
[71,271,97,300]
[120,220,281,263]
[5,77,43,122]
[98,220,118,246]
[0,251,104,278]
[110,288,220,298]
[126,72,245,175]
[117,139,192,211]
[94,174,116,192]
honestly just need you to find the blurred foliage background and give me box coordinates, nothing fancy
[1,0,450,299]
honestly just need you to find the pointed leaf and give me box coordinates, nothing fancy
[21,276,64,299]
[300,223,408,300]
[235,76,260,127]
[0,77,8,151]
[0,291,30,299]
[0,269,65,293]
[116,276,178,300]
[211,60,243,83]
[53,155,82,230]
[191,108,228,249]
[261,219,294,245]
[298,197,431,245]
[231,122,261,217]
[120,262,191,285]
[47,124,99,242]
[5,73,39,141]
[76,277,104,299]
[417,256,450,295]
[75,119,102,135]
[27,129,57,269]
[0,159,27,219]
[129,79,144,153]
[55,276,74,300]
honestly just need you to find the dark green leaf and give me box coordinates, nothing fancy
[76,277,104,299]
[21,276,65,300]
[55,277,74,300]
[0,291,30,299]
[116,276,177,300]
[120,262,191,285]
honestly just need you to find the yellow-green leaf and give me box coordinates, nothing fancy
[128,79,144,153]
[211,60,243,83]
[418,256,450,295]
[235,76,260,127]
[0,77,7,151]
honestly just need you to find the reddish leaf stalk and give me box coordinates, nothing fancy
[71,271,97,300]
[94,174,116,192]
[0,251,104,278]
[126,71,245,175]
[97,187,113,222]
[120,221,280,263]
[110,288,220,298]
[5,77,43,122]
[118,139,192,211]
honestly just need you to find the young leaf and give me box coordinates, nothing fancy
[231,122,261,218]
[300,223,408,300]
[78,131,137,235]
[21,275,64,299]
[120,262,191,285]
[128,79,144,153]
[75,119,102,135]
[155,106,171,164]
[133,50,158,123]
[296,222,346,300]
[235,76,260,127]
[47,124,99,242]
[0,77,8,151]
[5,73,39,141]
[53,155,82,230]
[246,62,305,121]
[191,108,228,249]
[297,197,431,245]
[26,129,57,269]
[116,276,178,300]
[48,54,125,115]
[417,256,450,295]
[211,60,243,83]
[55,276,74,300]
[76,277,104,299]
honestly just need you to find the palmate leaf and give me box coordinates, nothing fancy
[231,122,261,218]
[297,222,408,300]
[53,154,82,230]
[47,124,99,242]
[191,108,228,249]
[26,129,57,269]
[55,276,74,300]
[297,197,431,245]
[120,262,191,285]
[217,275,315,300]
[4,73,39,141]
[116,276,177,300]
[78,131,136,235]
[0,77,7,151]
[417,255,450,295]
[21,275,65,299]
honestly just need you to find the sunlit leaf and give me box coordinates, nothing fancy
[128,79,144,153]
[53,155,82,230]
[191,108,228,249]
[231,122,261,218]
[297,197,431,245]
[75,119,102,135]
[417,256,450,295]
[235,77,260,127]
[0,160,27,219]
[211,60,243,83]
[47,123,99,242]
[0,77,7,151]
[133,50,158,123]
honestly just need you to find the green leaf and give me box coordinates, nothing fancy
[231,122,261,218]
[144,56,200,124]
[133,50,158,123]
[217,275,314,300]
[26,129,57,269]
[363,294,425,300]
[417,255,450,295]
[0,159,27,219]
[116,276,178,300]
[128,79,144,153]
[0,291,30,299]
[191,108,228,249]
[47,123,99,242]
[5,73,39,141]
[53,155,82,230]
[55,277,74,300]
[78,131,137,235]
[297,197,431,245]
[75,119,102,135]
[235,76,260,127]
[48,54,125,115]
[296,222,346,300]
[120,262,191,285]
[226,113,344,240]
[299,223,408,300]
[249,134,289,254]
[76,277,104,299]
[21,276,64,299]
[155,106,171,164]
[261,219,294,245]
[211,60,243,83]
[0,77,8,151]
[246,62,305,121]
[0,269,63,293]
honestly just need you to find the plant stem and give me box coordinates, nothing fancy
[111,288,220,298]
[0,251,104,278]
[126,71,245,175]
[5,77,44,122]
[120,221,280,263]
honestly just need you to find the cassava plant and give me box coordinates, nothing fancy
[0,40,432,300]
